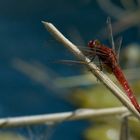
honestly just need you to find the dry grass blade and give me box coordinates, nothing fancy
[0,107,130,128]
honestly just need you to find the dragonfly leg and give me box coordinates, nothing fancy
[90,56,103,71]
[89,56,96,62]
[98,58,103,71]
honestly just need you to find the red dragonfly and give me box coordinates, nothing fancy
[87,39,140,113]
[82,17,140,113]
[59,17,140,113]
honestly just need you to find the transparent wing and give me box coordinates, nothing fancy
[115,36,123,62]
[106,17,115,52]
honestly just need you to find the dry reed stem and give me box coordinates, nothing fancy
[0,107,129,128]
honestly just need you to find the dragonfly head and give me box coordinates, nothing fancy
[88,39,101,49]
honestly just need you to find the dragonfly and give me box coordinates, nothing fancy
[87,39,140,113]
[86,18,140,113]
[58,17,140,113]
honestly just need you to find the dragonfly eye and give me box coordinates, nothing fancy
[88,40,94,48]
[88,40,101,48]
[94,40,101,46]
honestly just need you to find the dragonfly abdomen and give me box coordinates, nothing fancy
[113,66,140,113]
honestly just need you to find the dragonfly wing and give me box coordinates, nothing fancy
[56,60,86,65]
[79,47,109,57]
[106,17,116,52]
[115,36,123,63]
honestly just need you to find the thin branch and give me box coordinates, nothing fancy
[119,113,130,140]
[0,107,130,128]
[42,21,140,120]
